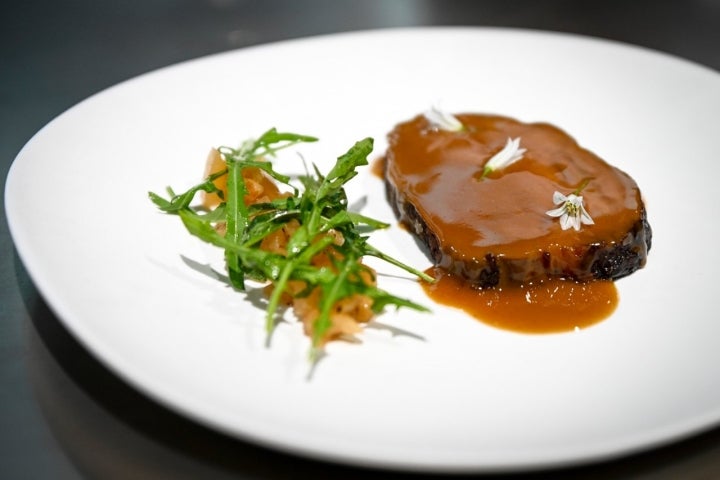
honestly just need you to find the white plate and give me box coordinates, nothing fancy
[6,27,720,473]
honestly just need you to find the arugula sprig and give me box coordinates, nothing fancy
[149,128,431,356]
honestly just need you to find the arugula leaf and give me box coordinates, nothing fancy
[315,137,372,201]
[149,129,431,357]
[149,170,226,213]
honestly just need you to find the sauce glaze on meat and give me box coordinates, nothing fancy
[384,113,651,288]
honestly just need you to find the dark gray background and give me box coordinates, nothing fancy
[2,1,719,478]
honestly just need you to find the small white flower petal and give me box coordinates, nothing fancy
[507,138,527,163]
[424,106,464,132]
[560,213,574,230]
[580,206,595,225]
[485,137,526,173]
[545,206,566,217]
[552,191,568,205]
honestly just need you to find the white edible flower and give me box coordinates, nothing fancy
[546,191,595,231]
[481,137,526,177]
[423,105,464,132]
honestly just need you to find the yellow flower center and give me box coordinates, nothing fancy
[565,201,579,216]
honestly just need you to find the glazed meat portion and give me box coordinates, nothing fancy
[384,113,651,287]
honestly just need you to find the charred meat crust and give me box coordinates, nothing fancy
[385,166,652,288]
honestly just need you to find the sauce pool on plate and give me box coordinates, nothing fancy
[423,267,618,333]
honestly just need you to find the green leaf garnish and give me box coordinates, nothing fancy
[149,129,431,358]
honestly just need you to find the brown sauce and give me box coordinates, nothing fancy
[385,114,645,283]
[371,155,386,179]
[423,267,618,333]
[381,113,646,333]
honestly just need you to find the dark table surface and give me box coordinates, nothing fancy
[2,1,720,478]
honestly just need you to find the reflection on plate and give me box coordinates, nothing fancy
[6,27,720,473]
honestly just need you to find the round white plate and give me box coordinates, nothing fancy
[6,27,720,473]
